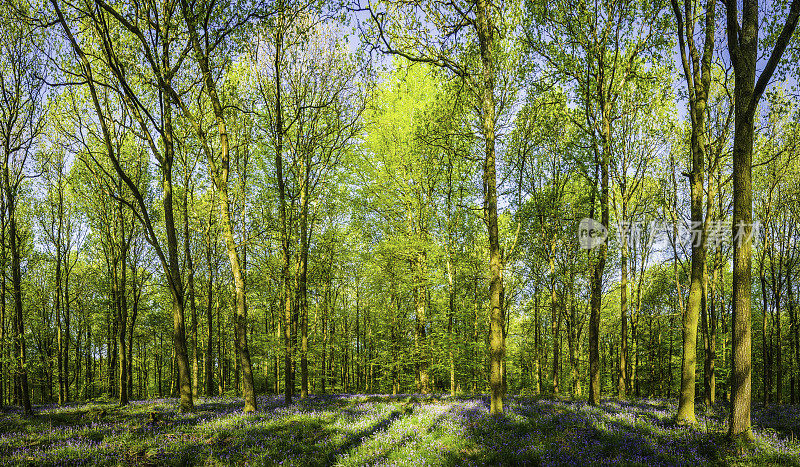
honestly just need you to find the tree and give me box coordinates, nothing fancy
[364,0,517,415]
[176,0,258,412]
[0,0,45,414]
[670,0,716,424]
[610,76,672,400]
[724,0,800,441]
[36,126,86,406]
[52,0,195,411]
[363,63,453,394]
[527,0,670,405]
[247,3,366,399]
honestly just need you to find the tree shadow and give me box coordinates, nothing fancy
[149,404,413,466]
[752,403,800,437]
[438,398,731,466]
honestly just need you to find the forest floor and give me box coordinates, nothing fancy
[1,394,799,466]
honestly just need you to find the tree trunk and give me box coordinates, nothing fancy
[184,185,199,399]
[0,203,5,407]
[550,254,560,395]
[727,36,756,442]
[163,99,194,412]
[672,0,714,427]
[205,208,215,396]
[127,262,140,399]
[64,252,71,403]
[534,291,541,394]
[619,231,628,400]
[299,170,310,399]
[476,0,504,417]
[6,180,31,414]
[569,300,579,398]
[179,0,256,413]
[761,262,770,404]
[321,292,327,395]
[116,224,129,406]
[56,242,64,405]
[772,230,784,404]
[447,257,456,397]
[725,0,800,441]
[415,256,430,394]
[791,260,799,405]
[589,78,610,407]
[271,15,293,406]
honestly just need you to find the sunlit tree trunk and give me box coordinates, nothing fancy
[589,78,610,407]
[184,184,199,399]
[178,0,257,412]
[671,0,715,425]
[619,219,628,400]
[273,22,293,405]
[476,0,504,416]
[447,257,456,397]
[725,0,800,441]
[299,167,310,399]
[550,253,559,396]
[204,207,215,396]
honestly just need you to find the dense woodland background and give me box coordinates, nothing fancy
[1,0,800,442]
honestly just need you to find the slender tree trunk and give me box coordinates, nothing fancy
[184,186,199,399]
[178,0,255,412]
[761,260,770,404]
[415,256,430,394]
[703,173,720,407]
[476,0,504,416]
[4,165,31,414]
[205,207,215,396]
[619,230,628,400]
[355,283,361,392]
[321,290,327,395]
[772,232,784,404]
[163,97,194,412]
[116,221,129,406]
[0,204,5,407]
[64,252,71,403]
[791,264,799,405]
[775,279,782,404]
[550,254,559,395]
[274,25,293,406]
[127,262,140,399]
[392,289,400,395]
[53,179,66,405]
[447,257,456,397]
[534,291,541,394]
[299,170,309,399]
[56,245,64,405]
[589,81,610,407]
[705,258,717,405]
[672,0,714,427]
[569,300,579,398]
